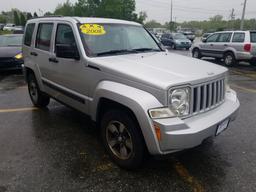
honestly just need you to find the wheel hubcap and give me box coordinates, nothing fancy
[29,81,38,102]
[225,55,233,65]
[106,121,133,160]
[193,51,199,58]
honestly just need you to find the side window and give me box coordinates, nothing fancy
[217,33,232,42]
[24,23,35,46]
[55,24,76,46]
[232,33,245,43]
[36,23,54,51]
[206,34,219,43]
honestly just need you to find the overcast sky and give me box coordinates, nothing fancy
[0,0,256,23]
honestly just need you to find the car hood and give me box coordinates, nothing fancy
[89,52,227,90]
[0,46,21,58]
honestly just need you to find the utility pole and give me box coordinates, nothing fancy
[230,8,235,29]
[170,0,173,31]
[240,0,247,30]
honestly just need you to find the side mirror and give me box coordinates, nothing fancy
[202,38,207,43]
[56,44,80,60]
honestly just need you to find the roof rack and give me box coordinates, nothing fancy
[29,15,63,20]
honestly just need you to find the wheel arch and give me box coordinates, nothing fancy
[90,81,164,155]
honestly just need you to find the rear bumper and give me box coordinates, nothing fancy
[236,51,255,61]
[152,89,239,154]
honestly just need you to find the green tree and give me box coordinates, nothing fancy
[144,20,162,28]
[13,10,20,25]
[54,0,75,16]
[0,15,7,23]
[20,13,26,26]
[44,12,54,16]
[33,12,38,18]
[26,12,33,20]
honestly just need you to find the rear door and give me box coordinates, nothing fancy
[231,32,246,54]
[200,33,220,57]
[33,22,55,82]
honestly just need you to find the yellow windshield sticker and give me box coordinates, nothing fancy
[80,24,106,35]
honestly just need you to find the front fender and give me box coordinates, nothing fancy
[90,81,165,155]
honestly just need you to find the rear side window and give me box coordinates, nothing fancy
[232,33,245,43]
[36,23,53,51]
[251,32,256,43]
[217,33,232,42]
[24,23,35,46]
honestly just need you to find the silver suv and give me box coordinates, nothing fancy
[22,17,239,169]
[191,31,256,66]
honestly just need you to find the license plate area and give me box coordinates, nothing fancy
[216,119,230,136]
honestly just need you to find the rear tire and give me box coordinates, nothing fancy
[27,73,50,108]
[223,52,237,67]
[250,60,256,66]
[192,48,202,59]
[101,109,146,170]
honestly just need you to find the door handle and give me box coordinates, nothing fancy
[30,52,38,56]
[49,57,59,63]
[224,44,228,46]
[210,44,214,46]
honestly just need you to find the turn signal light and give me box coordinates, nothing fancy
[154,124,161,141]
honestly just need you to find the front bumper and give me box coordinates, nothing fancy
[175,43,192,49]
[152,89,239,154]
[0,59,24,71]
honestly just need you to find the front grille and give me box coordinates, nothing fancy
[190,78,225,115]
[0,57,14,63]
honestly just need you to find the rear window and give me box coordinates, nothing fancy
[24,23,35,46]
[36,23,53,51]
[251,32,256,43]
[232,33,245,43]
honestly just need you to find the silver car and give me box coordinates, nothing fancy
[23,17,239,169]
[191,31,256,67]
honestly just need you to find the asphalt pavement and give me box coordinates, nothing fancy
[0,50,256,192]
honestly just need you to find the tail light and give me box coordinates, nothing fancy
[244,43,252,52]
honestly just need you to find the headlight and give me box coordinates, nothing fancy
[175,40,181,44]
[169,88,190,116]
[14,53,23,59]
[149,108,174,119]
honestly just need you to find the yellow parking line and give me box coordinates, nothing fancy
[0,107,38,113]
[231,84,256,93]
[174,161,204,192]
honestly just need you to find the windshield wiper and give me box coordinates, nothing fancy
[96,49,138,56]
[132,48,161,52]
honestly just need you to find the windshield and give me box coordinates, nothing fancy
[0,35,23,47]
[80,24,161,57]
[174,33,187,40]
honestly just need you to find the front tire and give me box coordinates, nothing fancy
[27,73,50,108]
[192,48,202,59]
[101,109,146,169]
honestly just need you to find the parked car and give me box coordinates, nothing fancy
[182,31,196,42]
[201,33,213,42]
[191,31,256,66]
[23,17,239,169]
[3,23,16,31]
[13,26,25,34]
[0,34,23,70]
[0,23,5,30]
[161,33,192,50]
